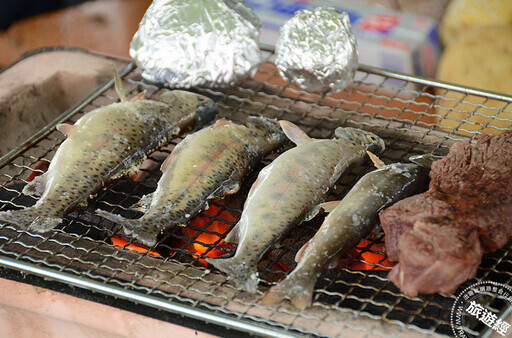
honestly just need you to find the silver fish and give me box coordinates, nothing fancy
[97,116,286,247]
[262,153,432,309]
[206,121,385,293]
[0,89,217,232]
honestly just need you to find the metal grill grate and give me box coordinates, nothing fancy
[0,53,511,337]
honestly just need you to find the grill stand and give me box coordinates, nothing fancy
[0,48,511,337]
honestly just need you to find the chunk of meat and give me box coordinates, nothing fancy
[380,191,453,261]
[389,217,482,296]
[380,131,512,296]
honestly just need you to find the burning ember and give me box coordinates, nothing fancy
[268,238,395,273]
[110,202,237,266]
[182,203,236,266]
[348,239,394,270]
[111,236,161,257]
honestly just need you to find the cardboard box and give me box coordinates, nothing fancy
[249,0,440,79]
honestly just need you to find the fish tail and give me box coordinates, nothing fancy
[96,209,161,247]
[262,270,316,309]
[205,256,260,293]
[0,207,62,232]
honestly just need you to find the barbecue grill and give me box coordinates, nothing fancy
[0,49,511,337]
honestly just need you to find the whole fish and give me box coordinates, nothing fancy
[262,153,434,309]
[206,121,385,293]
[0,88,217,232]
[97,116,287,246]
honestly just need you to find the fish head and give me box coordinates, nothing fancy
[334,127,385,154]
[159,90,218,130]
[246,116,287,148]
[409,153,444,168]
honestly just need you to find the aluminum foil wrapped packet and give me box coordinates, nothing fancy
[275,7,358,94]
[130,0,262,88]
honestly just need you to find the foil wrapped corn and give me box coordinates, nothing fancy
[130,0,262,88]
[275,7,358,94]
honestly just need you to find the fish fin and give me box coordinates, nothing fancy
[213,119,230,129]
[96,209,163,247]
[160,151,176,172]
[133,193,153,213]
[223,224,240,244]
[22,174,47,197]
[295,240,311,262]
[123,219,164,247]
[111,155,147,180]
[262,270,316,309]
[130,90,146,102]
[113,66,127,103]
[0,207,61,231]
[247,175,263,198]
[29,215,63,232]
[326,251,343,270]
[303,204,321,222]
[318,200,341,213]
[247,165,271,199]
[222,181,240,196]
[205,180,239,202]
[366,151,385,169]
[56,123,75,138]
[409,153,442,168]
[205,256,260,293]
[278,120,312,145]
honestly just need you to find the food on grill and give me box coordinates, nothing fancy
[439,0,512,46]
[130,0,262,88]
[0,82,217,233]
[262,153,431,309]
[97,116,286,247]
[275,7,357,94]
[380,131,512,296]
[436,25,512,136]
[206,121,385,293]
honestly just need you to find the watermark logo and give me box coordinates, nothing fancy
[451,281,512,337]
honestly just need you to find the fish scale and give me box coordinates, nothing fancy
[97,117,286,247]
[0,91,217,232]
[206,122,385,293]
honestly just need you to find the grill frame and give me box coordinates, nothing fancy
[0,51,511,337]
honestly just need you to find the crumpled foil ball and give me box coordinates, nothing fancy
[275,7,358,94]
[130,0,262,88]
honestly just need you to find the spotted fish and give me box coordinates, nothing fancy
[97,116,286,246]
[206,121,385,293]
[262,153,434,309]
[0,88,217,232]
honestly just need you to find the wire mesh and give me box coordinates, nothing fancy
[0,53,511,337]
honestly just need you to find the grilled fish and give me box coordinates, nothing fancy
[0,87,217,232]
[262,153,433,309]
[97,116,286,246]
[206,121,385,293]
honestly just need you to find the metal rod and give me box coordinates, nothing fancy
[480,304,512,338]
[357,64,512,102]
[0,62,136,169]
[259,44,512,102]
[0,255,296,338]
